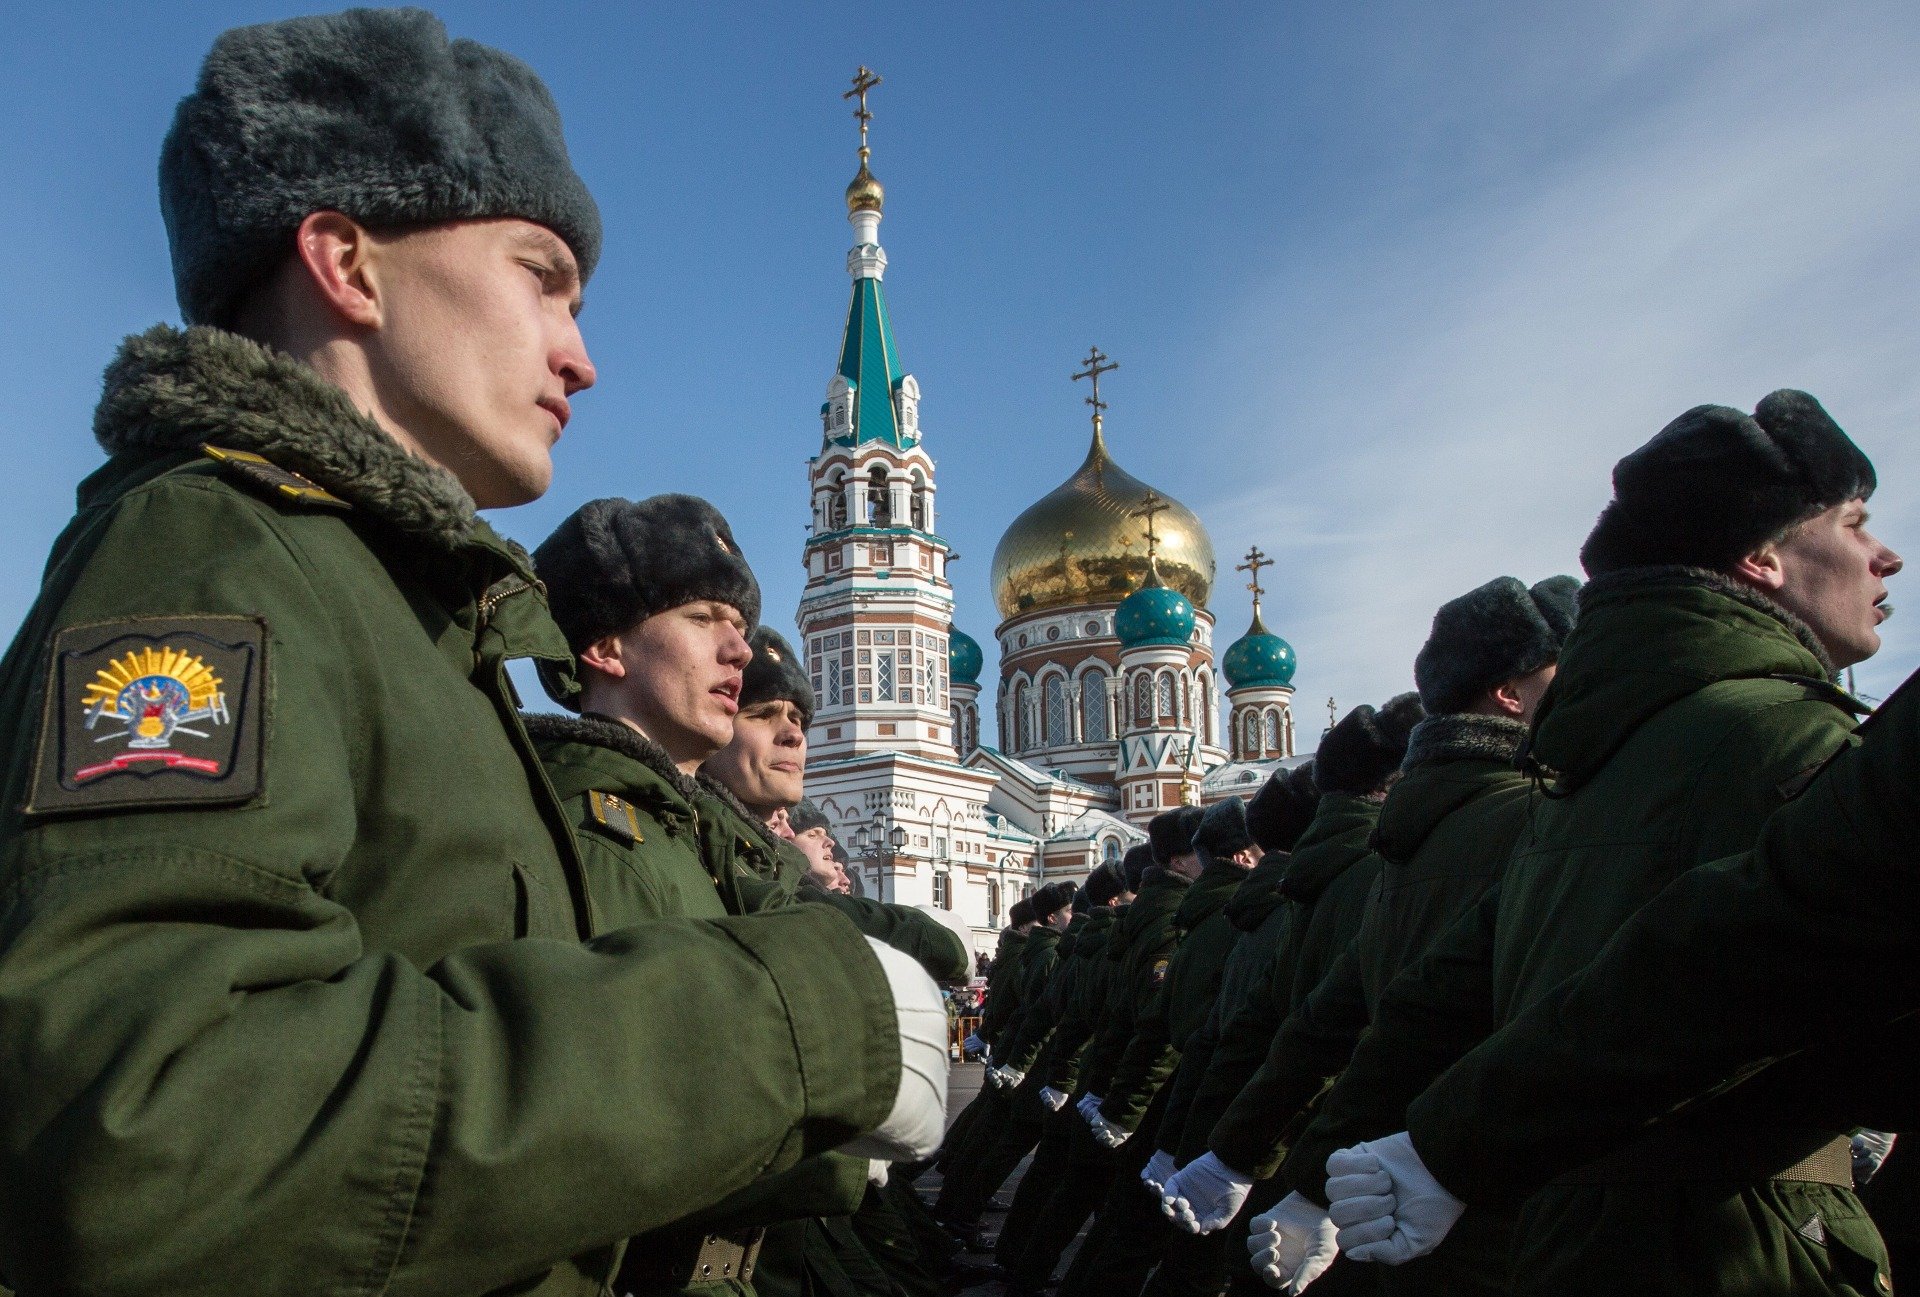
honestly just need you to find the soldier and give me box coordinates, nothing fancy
[1301,392,1899,1296]
[1052,797,1265,1297]
[940,897,1037,1171]
[1162,577,1578,1297]
[997,807,1206,1295]
[788,801,852,894]
[1139,764,1323,1297]
[1328,667,1920,1279]
[0,11,944,1297]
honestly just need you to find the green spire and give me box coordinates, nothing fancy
[834,277,912,447]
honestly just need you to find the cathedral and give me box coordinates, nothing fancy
[795,73,1303,956]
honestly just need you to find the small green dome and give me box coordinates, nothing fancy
[1223,610,1297,687]
[1116,579,1196,649]
[949,628,984,685]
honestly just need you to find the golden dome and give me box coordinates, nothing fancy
[846,158,884,214]
[990,427,1215,621]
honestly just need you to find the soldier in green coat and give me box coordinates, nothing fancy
[937,904,1034,1178]
[0,13,944,1297]
[1162,576,1578,1297]
[1314,393,1900,1297]
[1053,798,1264,1297]
[999,808,1205,1294]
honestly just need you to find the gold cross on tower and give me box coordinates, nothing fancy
[1236,546,1273,616]
[1130,490,1171,566]
[845,66,882,157]
[1072,346,1119,431]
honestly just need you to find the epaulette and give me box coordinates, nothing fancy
[585,789,644,845]
[201,444,351,511]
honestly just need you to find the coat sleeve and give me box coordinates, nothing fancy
[808,890,971,982]
[0,483,900,1297]
[1211,940,1371,1179]
[1410,672,1920,1206]
[1159,1007,1221,1162]
[1080,940,1166,1098]
[1281,881,1504,1206]
[1002,952,1074,1073]
[1036,958,1102,1092]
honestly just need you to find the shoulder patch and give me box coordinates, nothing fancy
[1149,957,1170,986]
[202,444,350,511]
[586,789,644,845]
[27,616,267,816]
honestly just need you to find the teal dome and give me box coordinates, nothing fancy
[949,628,984,685]
[1223,610,1297,688]
[1116,578,1197,648]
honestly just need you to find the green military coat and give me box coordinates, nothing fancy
[977,926,1031,1048]
[1298,567,1881,1297]
[0,326,898,1297]
[1077,871,1193,1102]
[998,911,1093,1076]
[1032,906,1122,1096]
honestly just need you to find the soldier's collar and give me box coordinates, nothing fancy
[95,324,478,549]
[522,711,701,803]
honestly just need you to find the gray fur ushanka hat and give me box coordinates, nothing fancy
[1414,575,1581,714]
[534,495,761,707]
[1580,390,1875,576]
[1315,694,1425,795]
[161,7,602,327]
[788,799,830,836]
[741,627,816,727]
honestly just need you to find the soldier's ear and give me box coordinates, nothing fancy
[294,211,385,329]
[578,633,628,679]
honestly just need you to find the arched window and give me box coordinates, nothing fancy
[1242,712,1258,757]
[1044,676,1069,747]
[1157,672,1175,721]
[1082,669,1110,742]
[1014,682,1031,752]
[910,471,928,530]
[867,465,891,526]
[1199,671,1216,745]
[1264,710,1281,751]
[1102,838,1121,862]
[1133,673,1153,727]
[827,474,848,529]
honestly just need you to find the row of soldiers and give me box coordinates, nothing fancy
[935,385,1906,1297]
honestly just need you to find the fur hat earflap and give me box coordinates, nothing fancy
[1008,898,1036,927]
[1194,797,1257,866]
[1580,390,1875,576]
[1414,575,1581,714]
[1247,760,1319,853]
[1121,844,1154,893]
[788,799,830,837]
[161,8,601,326]
[1031,882,1075,921]
[535,494,761,686]
[1084,859,1128,908]
[741,627,815,726]
[1316,694,1425,796]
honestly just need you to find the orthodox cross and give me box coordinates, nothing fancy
[1327,696,1338,728]
[845,67,882,157]
[1072,346,1118,431]
[1236,546,1273,616]
[1129,490,1170,565]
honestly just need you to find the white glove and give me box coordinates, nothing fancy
[963,1032,985,1058]
[1076,1092,1104,1122]
[1247,1192,1339,1294]
[868,1159,891,1186]
[985,1065,1008,1089]
[1853,1130,1898,1185]
[1160,1151,1253,1233]
[842,937,950,1162]
[994,1065,1026,1090]
[1039,1086,1070,1112]
[1089,1110,1132,1148]
[1325,1132,1464,1265]
[1141,1150,1178,1195]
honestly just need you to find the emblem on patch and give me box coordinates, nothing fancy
[28,616,266,815]
[1150,957,1170,986]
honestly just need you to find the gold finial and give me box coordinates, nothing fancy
[1237,546,1273,619]
[1071,346,1119,436]
[844,67,885,213]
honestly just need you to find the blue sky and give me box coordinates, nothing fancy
[2,2,1916,732]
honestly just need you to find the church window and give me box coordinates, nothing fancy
[1017,633,1028,648]
[833,404,846,428]
[827,489,847,530]
[911,491,927,530]
[1086,621,1101,636]
[877,653,895,701]
[1082,669,1111,742]
[1014,683,1032,751]
[1047,625,1060,641]
[1157,672,1175,721]
[933,871,952,910]
[1044,677,1069,747]
[1134,673,1152,726]
[867,466,891,526]
[1264,710,1281,751]
[827,660,843,706]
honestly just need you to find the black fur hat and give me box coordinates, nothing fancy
[1247,760,1319,853]
[161,8,601,327]
[1031,882,1075,921]
[1581,390,1876,577]
[1414,576,1581,714]
[1147,806,1206,865]
[1121,844,1154,893]
[1008,898,1036,927]
[741,627,816,727]
[535,493,760,671]
[1072,886,1092,915]
[1194,797,1257,866]
[1315,694,1425,796]
[788,799,830,836]
[1084,859,1128,908]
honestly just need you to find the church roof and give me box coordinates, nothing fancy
[833,276,913,448]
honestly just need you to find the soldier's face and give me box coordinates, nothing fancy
[794,826,843,890]
[705,699,809,814]
[1754,499,1902,670]
[362,218,594,508]
[589,602,750,766]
